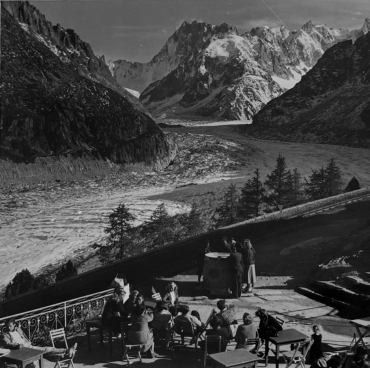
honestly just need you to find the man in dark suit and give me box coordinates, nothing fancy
[229,244,244,298]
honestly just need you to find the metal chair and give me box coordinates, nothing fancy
[282,340,312,368]
[120,321,144,366]
[173,319,200,350]
[204,336,222,366]
[244,337,260,352]
[49,328,76,368]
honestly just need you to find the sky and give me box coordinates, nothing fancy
[30,0,369,63]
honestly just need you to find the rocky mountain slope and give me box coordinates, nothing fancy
[0,2,176,167]
[111,19,369,120]
[247,32,370,148]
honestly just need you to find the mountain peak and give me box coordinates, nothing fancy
[301,20,314,32]
[362,18,370,33]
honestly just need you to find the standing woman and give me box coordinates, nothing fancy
[197,240,211,285]
[244,239,256,293]
[163,282,179,316]
[310,324,323,363]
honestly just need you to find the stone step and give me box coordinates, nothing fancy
[313,280,370,313]
[296,287,362,316]
[336,275,370,294]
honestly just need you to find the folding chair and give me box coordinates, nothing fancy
[204,336,222,366]
[282,340,312,368]
[49,328,76,368]
[173,320,200,351]
[120,321,143,366]
[152,314,173,348]
[244,337,260,352]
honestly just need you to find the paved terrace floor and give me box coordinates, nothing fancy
[38,274,369,368]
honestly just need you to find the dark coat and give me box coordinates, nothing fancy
[258,314,283,338]
[229,252,244,273]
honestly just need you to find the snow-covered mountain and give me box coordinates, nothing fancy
[111,18,369,120]
[248,31,370,148]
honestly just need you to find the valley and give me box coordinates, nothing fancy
[1,122,369,294]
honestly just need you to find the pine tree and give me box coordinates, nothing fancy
[264,154,291,209]
[182,202,207,237]
[239,168,266,218]
[287,168,304,206]
[100,203,136,260]
[143,203,174,248]
[55,260,78,282]
[344,177,360,192]
[325,158,343,196]
[5,269,35,298]
[215,184,240,227]
[305,167,327,200]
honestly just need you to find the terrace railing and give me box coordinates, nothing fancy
[0,288,113,345]
[223,187,370,229]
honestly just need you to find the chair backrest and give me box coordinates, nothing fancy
[50,328,68,349]
[244,338,259,347]
[205,336,222,355]
[177,319,195,336]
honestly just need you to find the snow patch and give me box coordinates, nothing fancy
[271,76,297,90]
[124,87,140,98]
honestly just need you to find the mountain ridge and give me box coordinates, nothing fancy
[1,1,176,168]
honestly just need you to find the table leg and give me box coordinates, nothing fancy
[254,361,258,368]
[276,345,280,368]
[100,327,104,347]
[39,356,43,368]
[265,340,268,367]
[109,329,113,356]
[87,325,91,353]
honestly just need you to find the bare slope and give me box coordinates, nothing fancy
[0,2,175,167]
[248,32,370,148]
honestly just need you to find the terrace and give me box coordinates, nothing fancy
[1,273,368,368]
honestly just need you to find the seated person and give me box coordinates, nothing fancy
[344,347,369,368]
[163,282,179,316]
[151,302,173,348]
[199,315,228,353]
[102,286,129,334]
[311,353,347,368]
[214,299,237,340]
[136,294,145,306]
[235,312,258,350]
[174,305,204,335]
[123,290,139,315]
[128,304,158,358]
[0,318,77,357]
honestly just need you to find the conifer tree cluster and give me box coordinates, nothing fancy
[213,156,351,228]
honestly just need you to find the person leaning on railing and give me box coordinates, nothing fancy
[0,318,77,357]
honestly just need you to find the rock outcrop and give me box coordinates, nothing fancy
[247,32,370,148]
[114,19,367,120]
[0,1,176,168]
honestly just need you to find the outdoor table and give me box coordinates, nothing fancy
[265,328,309,368]
[0,347,44,368]
[350,317,370,354]
[208,349,259,368]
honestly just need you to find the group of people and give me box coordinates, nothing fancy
[197,238,257,298]
[0,318,77,368]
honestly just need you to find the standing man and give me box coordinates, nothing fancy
[244,239,256,293]
[222,236,231,253]
[229,244,244,299]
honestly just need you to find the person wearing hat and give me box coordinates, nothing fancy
[235,313,258,350]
